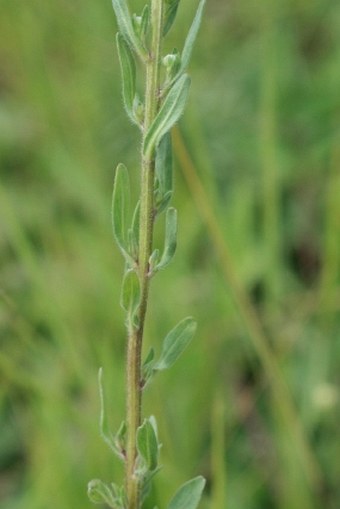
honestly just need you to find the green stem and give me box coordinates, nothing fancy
[125,2,163,508]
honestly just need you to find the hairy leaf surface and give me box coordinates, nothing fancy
[111,0,145,58]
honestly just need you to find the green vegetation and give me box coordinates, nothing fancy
[1,1,340,509]
[88,2,205,508]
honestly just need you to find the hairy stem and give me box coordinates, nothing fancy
[125,2,163,508]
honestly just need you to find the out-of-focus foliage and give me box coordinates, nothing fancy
[0,1,339,508]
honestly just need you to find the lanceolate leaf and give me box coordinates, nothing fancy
[112,163,131,260]
[180,0,205,73]
[131,200,140,245]
[163,0,181,36]
[155,133,173,197]
[155,133,173,215]
[98,368,114,450]
[116,33,137,124]
[120,270,140,324]
[156,207,177,270]
[140,4,150,46]
[111,0,145,59]
[143,74,191,158]
[98,369,126,459]
[137,418,159,471]
[167,476,206,509]
[154,317,197,371]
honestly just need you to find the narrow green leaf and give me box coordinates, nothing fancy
[180,0,205,73]
[116,33,137,124]
[111,0,145,59]
[112,163,133,263]
[87,479,119,508]
[163,0,181,36]
[167,476,206,509]
[98,369,126,460]
[137,418,159,471]
[98,368,109,438]
[154,317,197,371]
[155,133,173,215]
[143,74,191,158]
[98,368,116,452]
[156,133,173,196]
[140,4,150,46]
[120,270,140,325]
[131,200,140,243]
[156,207,177,270]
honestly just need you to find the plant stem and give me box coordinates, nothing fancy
[125,2,163,508]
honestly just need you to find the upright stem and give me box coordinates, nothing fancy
[125,2,163,508]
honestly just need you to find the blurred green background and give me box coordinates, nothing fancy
[1,0,340,508]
